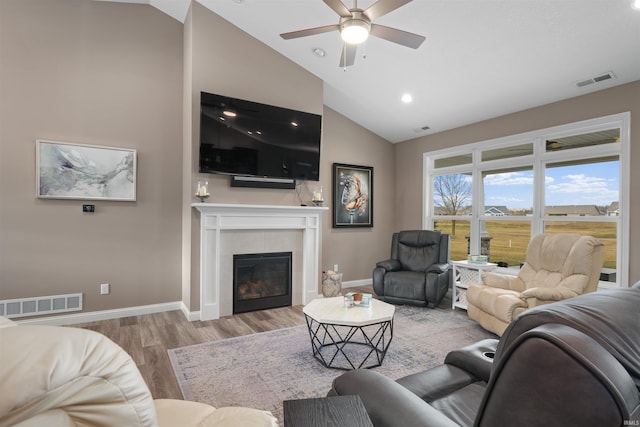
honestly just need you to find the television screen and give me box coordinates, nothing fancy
[199,92,322,181]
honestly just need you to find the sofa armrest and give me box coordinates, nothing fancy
[154,400,277,427]
[481,272,525,291]
[520,286,579,302]
[427,263,450,275]
[444,339,499,383]
[376,259,401,272]
[329,370,458,427]
[0,324,156,427]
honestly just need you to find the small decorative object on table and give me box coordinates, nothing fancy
[311,186,324,206]
[345,292,372,307]
[467,254,488,264]
[343,293,354,308]
[195,180,210,202]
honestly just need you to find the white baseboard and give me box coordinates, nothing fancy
[15,301,184,326]
[342,279,372,288]
[181,301,201,321]
[13,280,375,326]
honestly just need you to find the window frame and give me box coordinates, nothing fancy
[423,112,630,287]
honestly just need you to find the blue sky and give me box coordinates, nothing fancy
[483,161,619,209]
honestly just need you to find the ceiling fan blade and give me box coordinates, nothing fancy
[364,0,412,20]
[370,24,425,49]
[323,0,352,18]
[339,43,357,68]
[280,24,339,40]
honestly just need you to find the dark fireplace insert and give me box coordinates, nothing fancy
[233,251,292,314]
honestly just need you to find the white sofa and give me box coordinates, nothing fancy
[0,316,278,427]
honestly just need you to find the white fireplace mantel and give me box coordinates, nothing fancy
[192,203,328,321]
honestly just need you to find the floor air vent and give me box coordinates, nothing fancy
[0,293,83,318]
[576,71,616,88]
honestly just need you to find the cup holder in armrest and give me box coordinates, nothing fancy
[482,351,495,360]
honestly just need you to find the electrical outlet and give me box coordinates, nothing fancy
[333,264,339,272]
[100,283,110,295]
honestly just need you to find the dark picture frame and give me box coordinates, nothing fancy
[332,163,373,228]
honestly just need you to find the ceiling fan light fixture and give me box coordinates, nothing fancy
[340,19,370,45]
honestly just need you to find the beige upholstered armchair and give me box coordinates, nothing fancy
[466,233,604,336]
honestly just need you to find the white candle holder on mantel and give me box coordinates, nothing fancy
[311,186,324,206]
[195,180,210,202]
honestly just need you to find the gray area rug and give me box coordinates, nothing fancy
[168,305,494,424]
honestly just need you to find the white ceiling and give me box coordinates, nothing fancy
[102,0,640,143]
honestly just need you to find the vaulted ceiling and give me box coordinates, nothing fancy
[100,0,640,143]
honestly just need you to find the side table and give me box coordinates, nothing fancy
[284,395,373,427]
[450,260,497,310]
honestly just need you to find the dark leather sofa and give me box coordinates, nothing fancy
[329,282,640,426]
[373,230,451,308]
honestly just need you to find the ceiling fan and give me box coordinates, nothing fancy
[279,0,425,68]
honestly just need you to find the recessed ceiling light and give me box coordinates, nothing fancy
[312,48,326,58]
[291,121,299,127]
[401,93,413,103]
[633,0,640,9]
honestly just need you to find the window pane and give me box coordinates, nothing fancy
[482,143,533,161]
[544,221,617,282]
[483,166,533,215]
[433,219,470,262]
[480,220,531,267]
[433,174,472,216]
[545,129,620,152]
[545,157,619,215]
[434,153,472,168]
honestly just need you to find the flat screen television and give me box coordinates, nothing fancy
[199,91,322,182]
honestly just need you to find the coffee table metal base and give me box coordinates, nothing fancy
[304,314,393,370]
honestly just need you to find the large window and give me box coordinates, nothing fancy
[424,113,629,287]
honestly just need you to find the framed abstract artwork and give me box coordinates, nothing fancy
[332,163,373,228]
[36,139,137,201]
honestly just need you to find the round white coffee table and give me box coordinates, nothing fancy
[302,296,395,370]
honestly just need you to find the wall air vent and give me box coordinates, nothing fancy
[0,293,83,318]
[576,71,616,88]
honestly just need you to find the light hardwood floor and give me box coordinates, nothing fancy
[74,285,375,399]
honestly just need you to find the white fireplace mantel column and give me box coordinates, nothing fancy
[192,203,328,321]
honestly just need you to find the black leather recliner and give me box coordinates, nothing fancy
[330,283,640,426]
[373,230,451,308]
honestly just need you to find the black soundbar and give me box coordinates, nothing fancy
[230,175,296,190]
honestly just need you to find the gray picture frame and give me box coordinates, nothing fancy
[36,139,137,201]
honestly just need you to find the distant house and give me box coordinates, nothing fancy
[545,205,604,216]
[606,202,619,216]
[484,206,509,216]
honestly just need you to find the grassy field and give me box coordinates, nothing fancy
[434,220,616,269]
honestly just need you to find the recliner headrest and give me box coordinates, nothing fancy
[397,230,441,248]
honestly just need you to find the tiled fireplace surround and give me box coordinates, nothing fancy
[193,203,328,321]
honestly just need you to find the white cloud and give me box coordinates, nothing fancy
[484,172,533,186]
[546,173,618,204]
